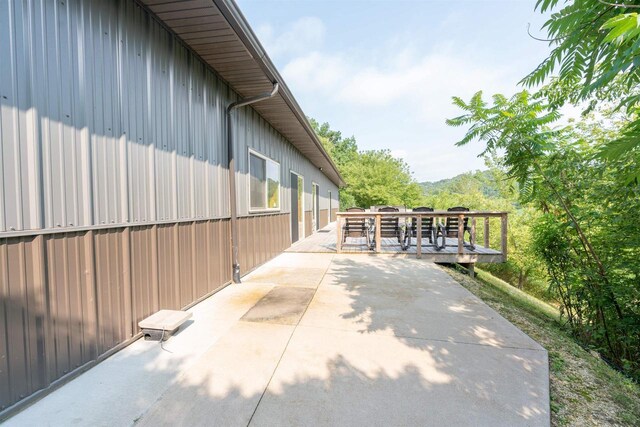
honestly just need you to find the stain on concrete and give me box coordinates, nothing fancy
[228,287,274,307]
[244,267,326,288]
[241,287,315,325]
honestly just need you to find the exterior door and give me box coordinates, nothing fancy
[290,172,304,242]
[298,176,304,239]
[312,183,320,231]
[290,172,299,242]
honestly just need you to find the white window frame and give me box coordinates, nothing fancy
[248,148,281,213]
[290,170,305,241]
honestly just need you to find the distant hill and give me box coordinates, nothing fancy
[419,170,507,199]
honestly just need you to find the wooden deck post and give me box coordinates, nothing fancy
[375,214,381,253]
[458,214,464,254]
[501,213,508,261]
[471,217,476,248]
[484,217,490,248]
[336,214,342,254]
[416,216,422,259]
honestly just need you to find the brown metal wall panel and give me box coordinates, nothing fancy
[279,214,291,254]
[320,209,329,229]
[237,214,290,274]
[0,219,236,412]
[156,224,179,310]
[208,221,222,290]
[93,229,129,354]
[216,220,232,286]
[331,208,338,222]
[305,212,313,237]
[193,222,210,300]
[0,237,47,410]
[130,226,159,334]
[177,223,195,308]
[0,243,11,408]
[257,216,266,266]
[238,217,252,275]
[44,233,97,381]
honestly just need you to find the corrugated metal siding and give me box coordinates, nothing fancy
[0,0,340,414]
[130,225,159,334]
[1,0,238,234]
[94,229,130,354]
[44,232,97,380]
[319,209,329,229]
[238,214,290,274]
[157,223,179,310]
[177,223,194,307]
[234,108,339,217]
[0,236,47,410]
[0,219,232,412]
[139,0,344,188]
[0,0,338,234]
[305,211,313,237]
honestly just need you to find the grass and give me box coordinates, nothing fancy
[444,265,640,426]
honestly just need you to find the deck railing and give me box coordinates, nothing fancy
[336,211,508,261]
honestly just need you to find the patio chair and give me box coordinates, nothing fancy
[342,207,371,248]
[371,206,404,249]
[441,206,475,250]
[404,207,445,251]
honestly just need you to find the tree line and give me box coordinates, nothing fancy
[446,0,640,379]
[309,118,423,209]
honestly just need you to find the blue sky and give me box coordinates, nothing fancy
[237,0,553,182]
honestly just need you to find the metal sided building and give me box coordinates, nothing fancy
[0,0,343,415]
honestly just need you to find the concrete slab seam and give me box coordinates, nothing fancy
[292,323,548,353]
[245,255,333,426]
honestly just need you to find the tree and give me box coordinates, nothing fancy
[447,90,640,378]
[343,150,423,208]
[525,0,640,174]
[309,118,358,168]
[310,119,423,209]
[525,1,640,108]
[422,168,546,297]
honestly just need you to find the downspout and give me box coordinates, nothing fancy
[227,82,279,284]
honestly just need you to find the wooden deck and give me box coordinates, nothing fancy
[287,223,505,264]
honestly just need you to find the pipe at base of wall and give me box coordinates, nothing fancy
[226,82,280,284]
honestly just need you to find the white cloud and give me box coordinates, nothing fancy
[279,45,517,181]
[282,52,348,92]
[267,20,529,182]
[282,45,515,128]
[256,17,326,58]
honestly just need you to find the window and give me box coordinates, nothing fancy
[249,151,280,211]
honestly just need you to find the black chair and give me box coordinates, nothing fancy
[404,207,445,251]
[342,207,371,248]
[372,206,404,249]
[441,206,475,250]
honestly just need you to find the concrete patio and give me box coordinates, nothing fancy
[6,252,549,426]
